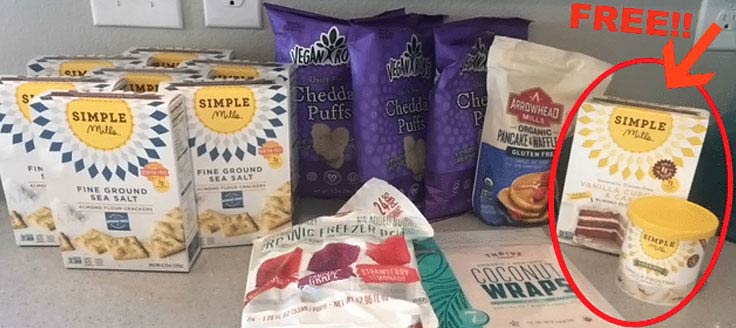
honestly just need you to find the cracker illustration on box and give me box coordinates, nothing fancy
[26,207,55,231]
[198,210,222,234]
[10,211,26,230]
[74,229,113,255]
[557,97,710,254]
[161,80,296,248]
[59,233,75,252]
[107,236,149,261]
[27,56,150,77]
[179,59,291,82]
[0,76,122,246]
[123,47,234,68]
[311,124,349,169]
[30,91,200,272]
[220,212,259,237]
[260,182,292,230]
[147,208,188,259]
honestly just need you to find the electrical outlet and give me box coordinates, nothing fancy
[204,0,262,29]
[717,9,736,30]
[696,0,736,50]
[90,0,184,29]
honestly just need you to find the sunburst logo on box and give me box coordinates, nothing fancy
[31,96,171,181]
[0,81,77,154]
[171,84,288,163]
[576,103,706,186]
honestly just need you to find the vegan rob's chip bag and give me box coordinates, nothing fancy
[265,4,405,198]
[423,17,530,221]
[473,37,611,226]
[348,13,445,204]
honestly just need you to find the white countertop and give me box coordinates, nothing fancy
[1,198,734,328]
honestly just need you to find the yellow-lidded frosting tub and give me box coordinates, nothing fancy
[617,196,719,305]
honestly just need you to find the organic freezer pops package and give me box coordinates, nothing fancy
[265,4,405,198]
[348,14,445,205]
[473,37,612,226]
[423,18,530,221]
[242,178,438,328]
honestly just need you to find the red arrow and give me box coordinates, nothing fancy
[663,23,722,89]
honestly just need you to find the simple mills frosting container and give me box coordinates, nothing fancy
[617,196,719,305]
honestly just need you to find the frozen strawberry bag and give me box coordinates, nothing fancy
[242,178,437,328]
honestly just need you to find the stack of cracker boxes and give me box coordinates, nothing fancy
[1,47,296,272]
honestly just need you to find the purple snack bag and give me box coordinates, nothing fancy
[265,4,405,198]
[423,18,531,221]
[348,14,445,204]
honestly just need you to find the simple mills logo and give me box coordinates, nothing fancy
[222,191,244,209]
[105,212,131,231]
[460,37,489,75]
[386,35,433,82]
[290,27,349,66]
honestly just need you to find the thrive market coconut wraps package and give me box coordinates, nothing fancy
[473,37,612,226]
[423,18,530,221]
[349,14,445,204]
[265,4,405,198]
[30,91,200,271]
[161,80,297,248]
[0,76,122,246]
[427,228,620,327]
[242,179,437,328]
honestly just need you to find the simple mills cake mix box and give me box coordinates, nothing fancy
[161,80,296,248]
[30,91,200,271]
[0,76,122,246]
[557,97,709,254]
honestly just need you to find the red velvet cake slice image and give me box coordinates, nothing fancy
[574,209,627,251]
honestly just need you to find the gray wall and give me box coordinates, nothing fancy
[0,0,733,110]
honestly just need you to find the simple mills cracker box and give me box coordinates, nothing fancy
[179,59,293,82]
[30,91,200,271]
[0,76,122,246]
[123,47,234,68]
[161,80,296,248]
[89,68,206,93]
[27,56,151,77]
[557,97,709,254]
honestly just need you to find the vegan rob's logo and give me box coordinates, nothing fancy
[386,35,433,82]
[507,88,563,127]
[460,37,489,75]
[290,27,349,66]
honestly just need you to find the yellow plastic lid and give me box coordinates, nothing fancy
[628,196,719,240]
